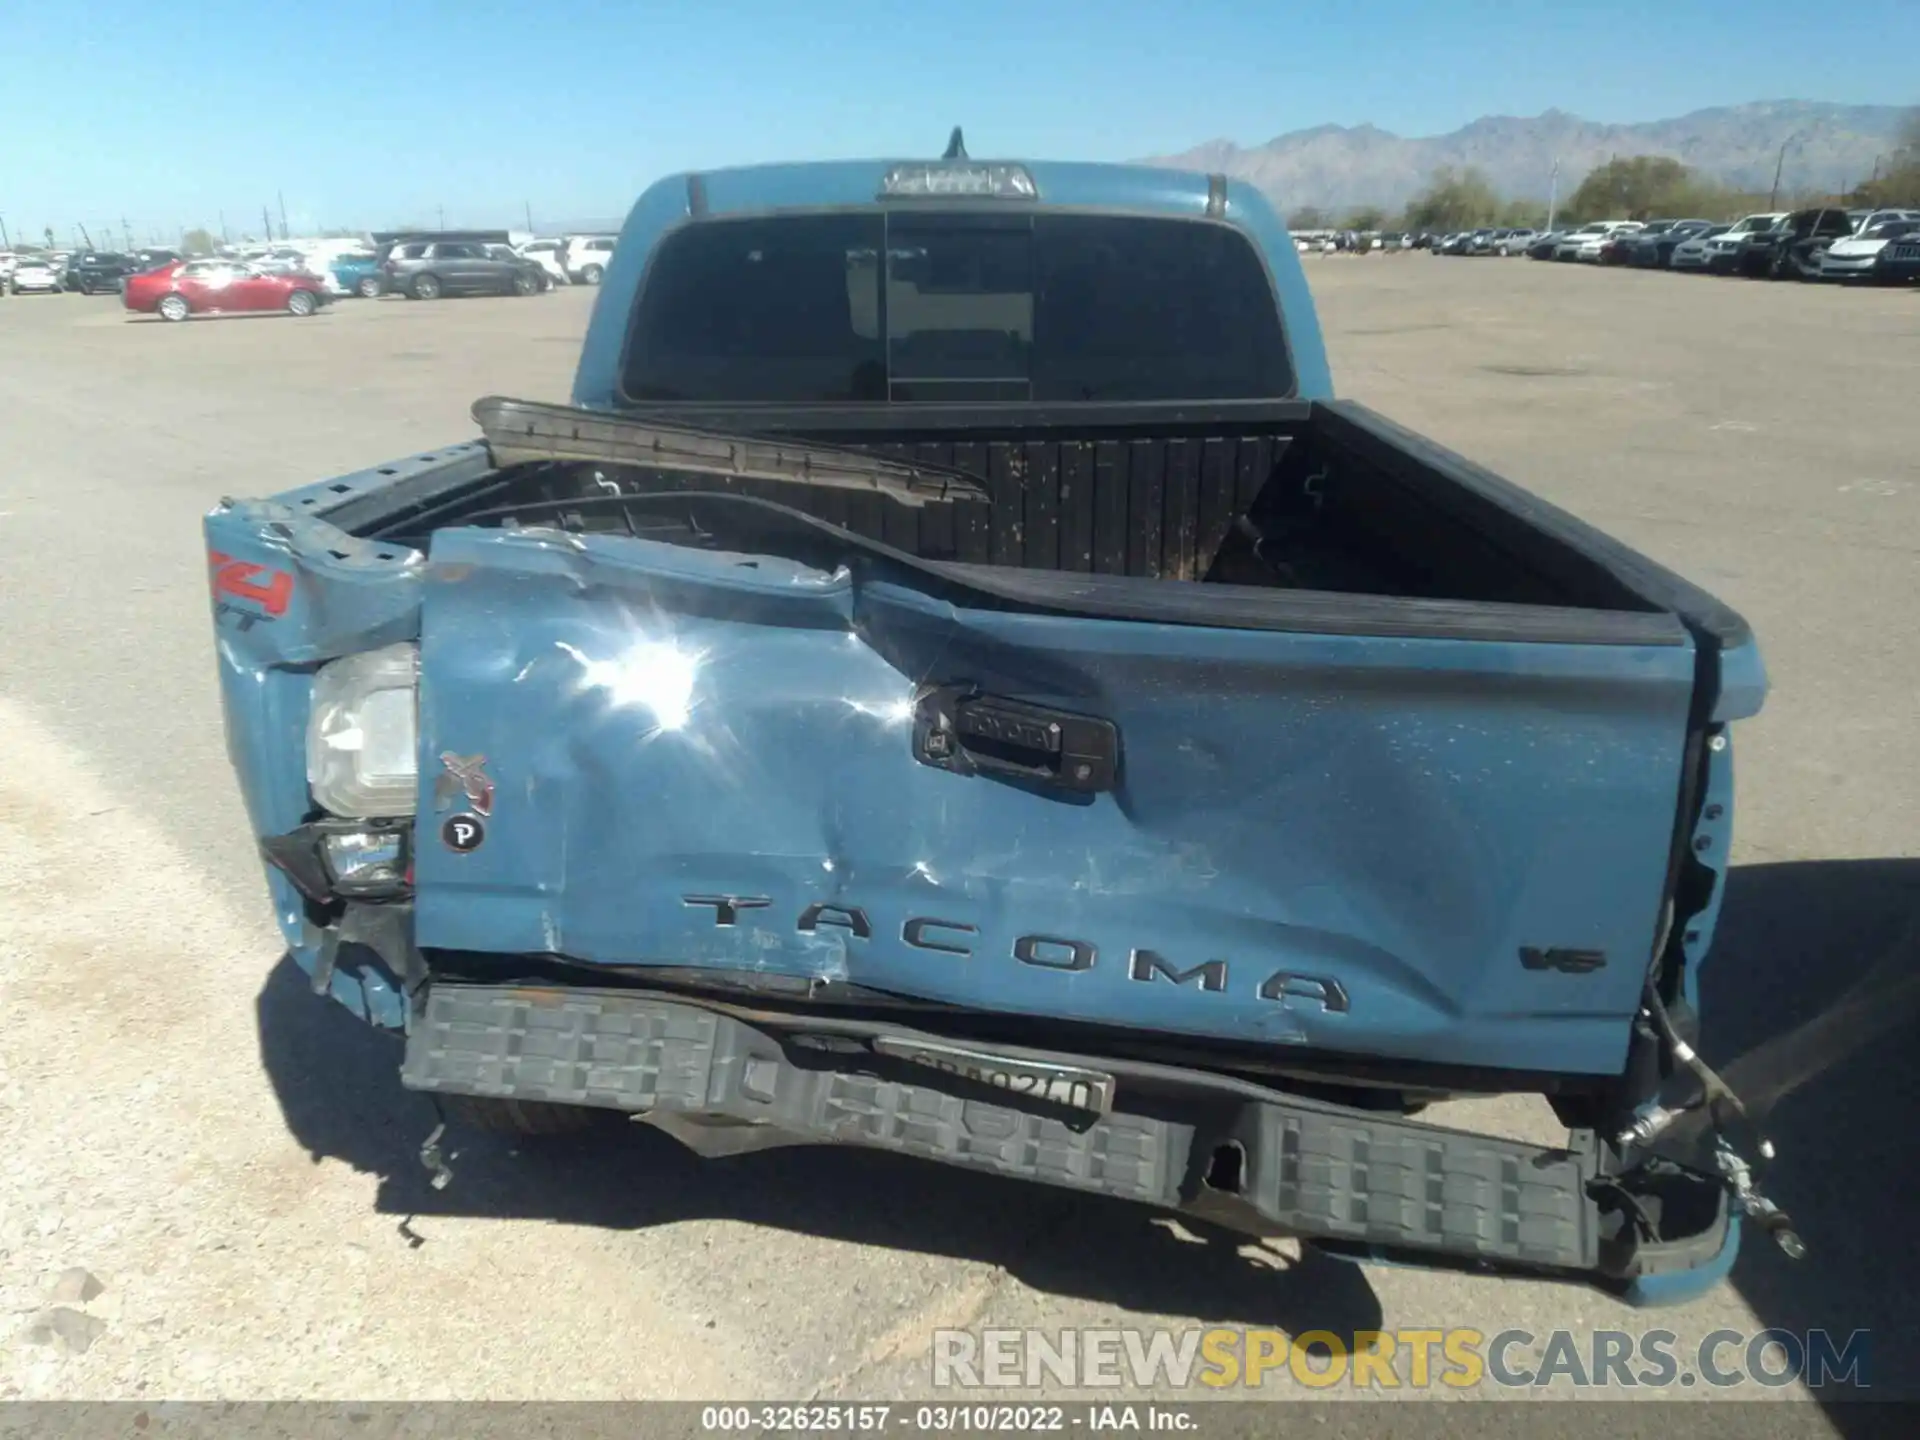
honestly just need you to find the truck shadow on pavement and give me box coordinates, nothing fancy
[1706,858,1920,1409]
[251,856,1920,1376]
[253,959,1384,1336]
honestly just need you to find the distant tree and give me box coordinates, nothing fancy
[1564,156,1684,220]
[1286,205,1329,231]
[1562,155,1751,222]
[1499,198,1548,229]
[1847,108,1920,208]
[180,228,217,256]
[1343,206,1386,232]
[1401,166,1502,232]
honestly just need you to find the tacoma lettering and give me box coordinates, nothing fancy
[1127,949,1228,993]
[679,893,1345,1008]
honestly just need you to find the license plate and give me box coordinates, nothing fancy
[872,1036,1117,1116]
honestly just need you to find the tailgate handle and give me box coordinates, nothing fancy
[913,686,1119,795]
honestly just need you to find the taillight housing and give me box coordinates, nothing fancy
[307,644,419,817]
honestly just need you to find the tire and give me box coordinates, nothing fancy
[512,270,537,296]
[411,273,442,301]
[438,1094,610,1136]
[77,278,92,296]
[286,288,317,316]
[581,263,604,285]
[356,274,383,299]
[157,293,191,322]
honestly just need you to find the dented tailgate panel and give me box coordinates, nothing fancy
[411,526,1697,1076]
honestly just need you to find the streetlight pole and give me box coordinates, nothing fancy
[1546,158,1560,232]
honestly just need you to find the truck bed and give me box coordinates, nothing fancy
[351,395,1740,645]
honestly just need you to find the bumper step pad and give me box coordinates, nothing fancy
[402,983,1598,1270]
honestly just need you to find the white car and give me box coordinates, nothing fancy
[1562,221,1643,262]
[516,239,572,285]
[10,260,63,294]
[1669,226,1730,271]
[1849,208,1920,236]
[1818,218,1920,281]
[562,235,617,284]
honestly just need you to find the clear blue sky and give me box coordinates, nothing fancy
[1,0,1912,245]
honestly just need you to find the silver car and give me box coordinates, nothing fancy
[1818,218,1920,281]
[1669,225,1732,271]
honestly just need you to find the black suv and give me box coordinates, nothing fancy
[1739,208,1854,280]
[62,249,181,294]
[62,252,136,294]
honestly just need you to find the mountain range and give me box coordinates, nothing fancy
[1138,101,1912,214]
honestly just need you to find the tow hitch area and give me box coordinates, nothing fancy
[400,982,1742,1301]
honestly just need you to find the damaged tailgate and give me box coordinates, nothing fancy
[411,522,1699,1077]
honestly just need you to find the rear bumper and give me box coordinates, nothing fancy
[399,980,1739,1307]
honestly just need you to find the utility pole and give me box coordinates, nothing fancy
[1546,158,1560,232]
[77,222,94,249]
[262,205,273,244]
[524,200,534,233]
[0,214,10,249]
[277,189,289,240]
[1768,131,1805,210]
[436,204,446,230]
[121,216,132,250]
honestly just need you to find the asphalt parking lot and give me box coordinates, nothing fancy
[1,264,1914,1428]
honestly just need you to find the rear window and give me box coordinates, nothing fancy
[622,211,1292,405]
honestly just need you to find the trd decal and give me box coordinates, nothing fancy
[435,753,495,817]
[208,550,293,627]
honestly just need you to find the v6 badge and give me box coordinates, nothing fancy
[441,813,486,853]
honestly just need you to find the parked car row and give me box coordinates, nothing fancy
[1423,207,1920,285]
[1292,230,1418,254]
[4,230,625,319]
[2,247,182,295]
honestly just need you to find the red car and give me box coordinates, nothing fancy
[124,258,331,321]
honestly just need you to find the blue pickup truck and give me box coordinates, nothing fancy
[205,134,1794,1304]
